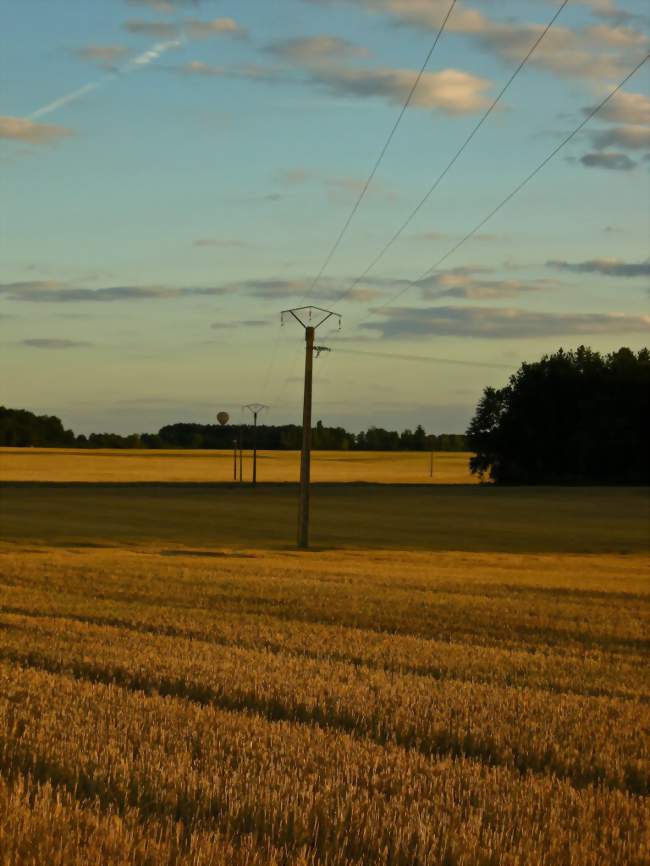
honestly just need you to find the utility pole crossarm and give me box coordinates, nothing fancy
[243,403,268,416]
[281,306,341,549]
[281,306,342,331]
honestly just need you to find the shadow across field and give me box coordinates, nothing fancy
[1,482,648,554]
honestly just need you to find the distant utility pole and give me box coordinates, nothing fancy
[243,403,269,486]
[281,306,341,549]
[238,426,243,483]
[232,438,238,482]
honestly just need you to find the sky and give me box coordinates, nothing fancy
[1,0,649,435]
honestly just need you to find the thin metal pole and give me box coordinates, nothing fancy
[243,404,268,485]
[233,438,237,481]
[298,326,315,548]
[238,427,243,483]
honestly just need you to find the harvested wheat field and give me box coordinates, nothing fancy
[0,475,649,865]
[0,447,476,484]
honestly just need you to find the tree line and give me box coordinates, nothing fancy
[3,345,647,482]
[467,346,649,484]
[0,408,467,452]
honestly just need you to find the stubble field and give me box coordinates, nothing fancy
[0,447,476,484]
[0,448,648,865]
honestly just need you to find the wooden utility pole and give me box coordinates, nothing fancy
[243,403,269,486]
[299,327,314,546]
[281,306,341,549]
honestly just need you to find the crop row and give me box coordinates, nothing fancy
[1,551,647,653]
[1,597,645,701]
[1,613,647,792]
[1,662,648,866]
[0,774,323,866]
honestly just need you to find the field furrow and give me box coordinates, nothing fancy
[0,613,648,792]
[1,603,646,700]
[0,662,648,866]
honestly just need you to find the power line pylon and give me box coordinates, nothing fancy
[243,403,269,486]
[281,306,341,549]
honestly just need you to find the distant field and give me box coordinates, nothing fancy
[1,459,648,864]
[0,447,476,484]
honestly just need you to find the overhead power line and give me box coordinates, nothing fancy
[302,0,458,302]
[262,0,457,402]
[341,52,649,334]
[329,0,570,308]
[276,0,566,409]
[333,348,513,370]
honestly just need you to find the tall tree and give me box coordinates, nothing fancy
[467,347,650,484]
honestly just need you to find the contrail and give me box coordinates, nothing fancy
[125,39,183,71]
[30,81,106,120]
[28,39,182,121]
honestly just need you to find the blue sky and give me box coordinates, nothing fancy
[1,0,649,434]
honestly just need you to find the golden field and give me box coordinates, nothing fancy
[0,450,648,864]
[0,447,476,484]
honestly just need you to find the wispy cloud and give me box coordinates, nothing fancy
[126,0,201,10]
[231,278,309,299]
[0,281,235,303]
[341,287,385,302]
[211,319,270,329]
[584,24,649,48]
[302,63,492,115]
[268,36,370,62]
[186,274,388,301]
[579,152,637,170]
[22,338,93,349]
[184,31,493,116]
[123,20,179,38]
[227,190,286,204]
[411,231,503,244]
[547,258,650,277]
[0,116,72,144]
[75,44,129,69]
[184,18,247,39]
[416,269,556,300]
[275,168,310,186]
[193,238,252,248]
[124,16,247,40]
[361,305,650,339]
[569,0,650,27]
[587,90,650,125]
[589,125,650,151]
[576,89,650,171]
[306,0,648,83]
[180,60,291,83]
[277,168,398,202]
